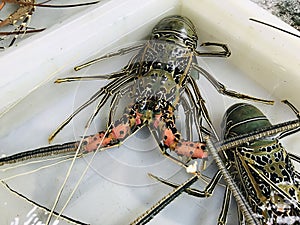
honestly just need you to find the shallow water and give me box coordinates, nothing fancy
[0,1,299,224]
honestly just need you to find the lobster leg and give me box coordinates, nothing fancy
[107,91,127,129]
[54,70,129,83]
[147,165,237,225]
[0,0,35,47]
[74,43,145,71]
[289,152,300,163]
[9,12,33,47]
[131,169,224,225]
[131,174,200,225]
[192,63,274,105]
[195,42,231,57]
[150,169,223,198]
[0,0,34,27]
[49,74,135,142]
[217,186,231,225]
[186,76,219,141]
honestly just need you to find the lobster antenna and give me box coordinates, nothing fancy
[250,18,300,38]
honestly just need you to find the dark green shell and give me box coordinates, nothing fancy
[222,103,272,139]
[151,15,198,49]
[221,103,300,224]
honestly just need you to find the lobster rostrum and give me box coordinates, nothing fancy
[0,15,274,224]
[139,101,300,225]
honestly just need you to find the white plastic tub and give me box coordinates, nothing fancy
[0,0,299,224]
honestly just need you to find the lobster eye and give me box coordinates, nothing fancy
[153,33,160,39]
